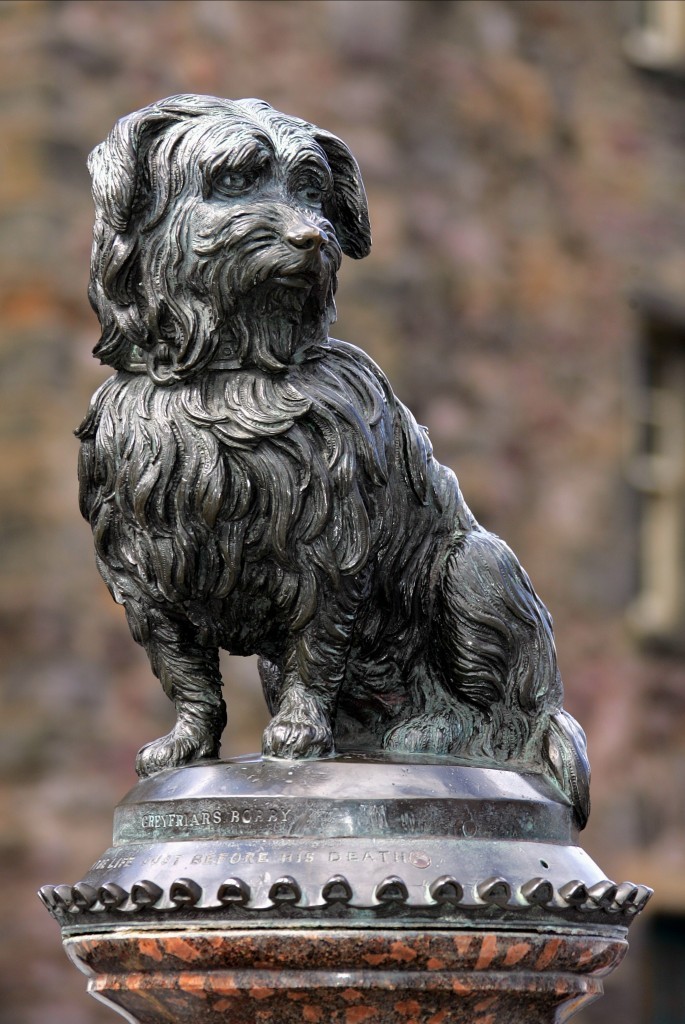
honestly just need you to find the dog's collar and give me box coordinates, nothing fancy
[118,343,331,377]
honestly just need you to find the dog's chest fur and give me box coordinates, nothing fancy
[78,341,458,656]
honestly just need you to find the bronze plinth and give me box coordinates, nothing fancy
[41,754,649,1023]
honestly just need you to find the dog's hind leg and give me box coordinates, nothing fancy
[382,662,472,756]
[435,526,590,826]
[437,527,562,725]
[133,613,226,778]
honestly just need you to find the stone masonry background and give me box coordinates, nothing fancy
[1,2,684,1021]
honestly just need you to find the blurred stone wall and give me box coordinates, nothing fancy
[1,1,684,1021]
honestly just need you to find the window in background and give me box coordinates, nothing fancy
[623,0,685,73]
[625,295,685,650]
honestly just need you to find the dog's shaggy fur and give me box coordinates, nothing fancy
[78,95,590,826]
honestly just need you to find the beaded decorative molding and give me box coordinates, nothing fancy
[39,872,652,931]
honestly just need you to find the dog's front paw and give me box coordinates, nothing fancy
[262,700,334,759]
[136,723,220,778]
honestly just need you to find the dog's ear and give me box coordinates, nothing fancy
[87,103,186,372]
[88,96,234,376]
[88,102,190,233]
[311,129,371,260]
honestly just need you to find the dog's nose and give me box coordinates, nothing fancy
[285,224,328,252]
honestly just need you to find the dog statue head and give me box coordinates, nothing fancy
[87,95,371,383]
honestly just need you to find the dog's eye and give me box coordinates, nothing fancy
[294,177,326,207]
[214,168,259,196]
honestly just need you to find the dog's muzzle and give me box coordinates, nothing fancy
[285,223,329,254]
[271,217,338,290]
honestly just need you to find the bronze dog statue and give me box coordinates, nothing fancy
[78,95,590,826]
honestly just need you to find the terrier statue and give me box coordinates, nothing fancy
[78,95,590,827]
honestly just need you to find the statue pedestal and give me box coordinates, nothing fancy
[40,755,650,1023]
[65,926,627,1024]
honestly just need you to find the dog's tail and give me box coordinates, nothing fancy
[437,526,590,827]
[542,709,591,830]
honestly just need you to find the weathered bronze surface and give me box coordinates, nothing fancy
[76,94,589,827]
[41,755,648,933]
[40,96,653,1023]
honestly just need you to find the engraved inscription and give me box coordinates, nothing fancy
[91,856,137,871]
[139,854,185,867]
[139,805,293,831]
[328,849,431,868]
[88,843,436,876]
[141,810,222,829]
[224,806,292,825]
[190,850,270,866]
[186,849,313,866]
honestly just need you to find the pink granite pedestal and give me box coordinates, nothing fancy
[65,926,628,1024]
